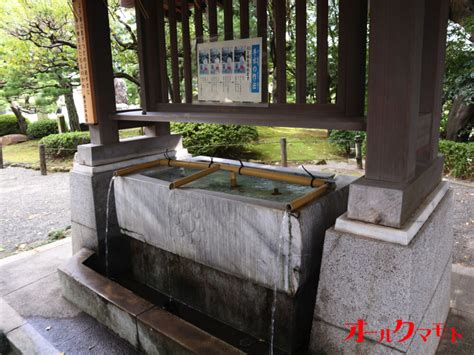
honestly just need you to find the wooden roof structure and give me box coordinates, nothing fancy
[72,0,450,228]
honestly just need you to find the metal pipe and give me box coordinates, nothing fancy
[286,184,329,212]
[170,165,221,189]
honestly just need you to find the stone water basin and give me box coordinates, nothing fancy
[113,158,354,351]
[114,159,352,295]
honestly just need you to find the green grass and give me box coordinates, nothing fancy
[2,139,74,171]
[247,127,343,162]
[2,126,344,170]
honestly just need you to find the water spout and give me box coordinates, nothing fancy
[105,176,116,278]
[269,210,291,354]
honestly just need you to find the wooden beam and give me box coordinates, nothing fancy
[316,0,329,104]
[274,0,286,103]
[182,5,193,103]
[168,0,181,103]
[112,110,366,131]
[239,0,249,38]
[296,0,307,103]
[73,0,118,144]
[337,0,368,115]
[208,0,218,41]
[418,0,449,162]
[257,0,268,102]
[156,0,169,102]
[223,0,233,40]
[365,0,425,183]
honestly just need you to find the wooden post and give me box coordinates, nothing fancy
[135,0,170,136]
[57,115,67,133]
[337,0,368,116]
[39,144,47,175]
[418,0,449,162]
[0,143,3,169]
[316,0,329,104]
[72,0,118,145]
[355,135,363,169]
[280,138,287,167]
[365,0,425,183]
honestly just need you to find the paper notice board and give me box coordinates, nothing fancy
[197,37,262,103]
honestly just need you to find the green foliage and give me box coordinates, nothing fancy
[48,225,71,241]
[39,132,90,157]
[171,123,258,157]
[328,130,366,155]
[0,114,21,136]
[444,23,474,106]
[27,119,58,138]
[439,140,474,179]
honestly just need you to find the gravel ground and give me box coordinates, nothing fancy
[451,182,474,266]
[0,165,472,266]
[0,167,70,258]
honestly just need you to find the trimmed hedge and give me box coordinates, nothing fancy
[439,140,473,179]
[171,123,258,157]
[0,114,21,136]
[39,132,90,157]
[328,130,366,155]
[27,119,59,139]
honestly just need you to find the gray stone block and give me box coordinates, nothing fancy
[347,156,443,228]
[115,172,352,294]
[312,189,453,352]
[310,257,451,355]
[76,134,183,167]
[71,222,100,254]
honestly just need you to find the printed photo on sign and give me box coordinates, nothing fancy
[222,47,233,74]
[210,48,221,75]
[199,49,209,75]
[234,46,246,74]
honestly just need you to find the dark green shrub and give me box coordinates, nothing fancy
[39,132,90,157]
[27,119,58,138]
[328,130,366,156]
[0,114,21,136]
[439,140,473,179]
[171,123,258,157]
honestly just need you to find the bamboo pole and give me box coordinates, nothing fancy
[114,159,328,188]
[170,165,220,189]
[114,160,163,176]
[158,160,326,187]
[286,184,329,212]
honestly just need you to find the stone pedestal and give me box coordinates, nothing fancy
[69,135,187,257]
[310,182,453,354]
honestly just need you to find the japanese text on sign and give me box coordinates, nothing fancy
[197,38,262,103]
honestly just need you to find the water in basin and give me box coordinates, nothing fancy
[141,166,314,203]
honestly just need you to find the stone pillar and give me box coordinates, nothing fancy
[310,1,452,353]
[310,184,453,354]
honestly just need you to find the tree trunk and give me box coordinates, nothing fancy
[10,102,28,135]
[64,89,81,132]
[445,95,474,142]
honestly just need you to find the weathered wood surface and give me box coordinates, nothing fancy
[112,110,366,131]
[365,0,425,183]
[74,0,118,144]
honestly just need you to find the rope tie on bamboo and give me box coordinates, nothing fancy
[238,159,245,175]
[164,149,172,166]
[301,165,316,188]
